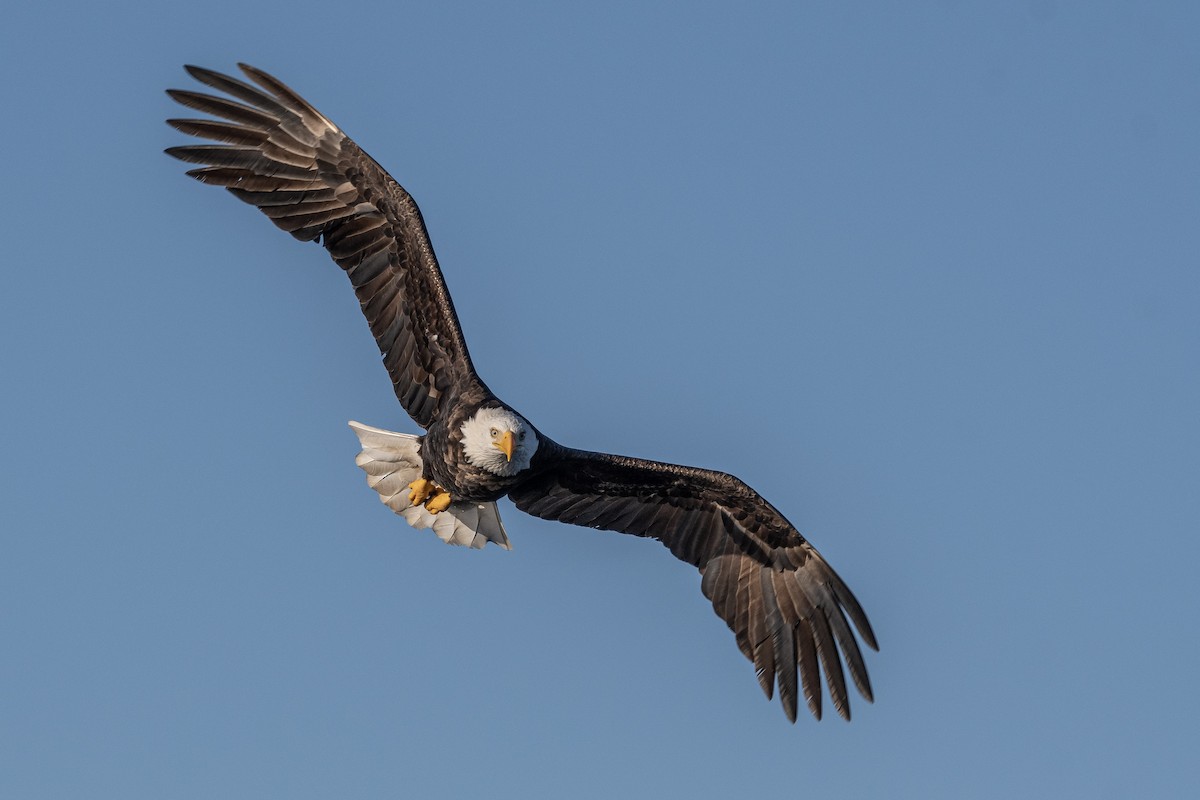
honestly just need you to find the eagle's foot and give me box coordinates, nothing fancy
[407,478,434,507]
[409,478,452,513]
[424,489,452,514]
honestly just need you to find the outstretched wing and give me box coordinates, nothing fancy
[166,64,483,429]
[508,446,877,722]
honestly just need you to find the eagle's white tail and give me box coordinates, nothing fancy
[348,421,512,550]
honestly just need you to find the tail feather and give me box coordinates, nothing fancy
[348,421,511,550]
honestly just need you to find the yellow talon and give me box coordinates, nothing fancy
[407,478,433,506]
[424,491,452,514]
[409,478,451,513]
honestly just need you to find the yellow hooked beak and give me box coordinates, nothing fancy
[493,430,515,462]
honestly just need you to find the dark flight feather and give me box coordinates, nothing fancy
[166,64,483,429]
[510,443,878,721]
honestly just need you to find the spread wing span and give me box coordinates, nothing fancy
[509,446,878,722]
[166,64,481,429]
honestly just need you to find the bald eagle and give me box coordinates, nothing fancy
[166,64,877,723]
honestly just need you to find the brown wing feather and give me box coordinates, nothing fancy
[509,445,877,722]
[166,64,482,429]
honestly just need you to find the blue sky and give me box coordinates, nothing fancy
[2,1,1198,797]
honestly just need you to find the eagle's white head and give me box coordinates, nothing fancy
[460,406,538,477]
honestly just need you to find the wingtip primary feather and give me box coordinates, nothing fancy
[183,64,215,83]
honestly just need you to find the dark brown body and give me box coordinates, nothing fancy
[419,391,553,503]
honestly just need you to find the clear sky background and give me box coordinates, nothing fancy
[2,2,1198,797]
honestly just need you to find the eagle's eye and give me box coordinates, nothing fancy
[519,431,526,441]
[489,427,498,438]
